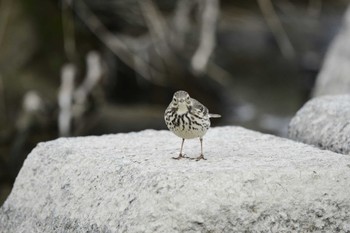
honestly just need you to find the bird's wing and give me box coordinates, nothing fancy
[190,98,209,116]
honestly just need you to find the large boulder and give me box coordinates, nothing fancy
[289,95,350,155]
[313,6,350,97]
[1,126,350,232]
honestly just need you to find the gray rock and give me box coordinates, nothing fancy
[313,6,350,97]
[1,126,350,232]
[289,95,350,155]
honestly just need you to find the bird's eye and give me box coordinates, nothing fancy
[173,97,177,102]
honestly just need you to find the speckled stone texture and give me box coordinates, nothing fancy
[313,6,350,97]
[289,95,350,155]
[1,126,350,232]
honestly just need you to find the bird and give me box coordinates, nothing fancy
[164,90,221,161]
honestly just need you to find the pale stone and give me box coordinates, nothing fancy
[289,95,350,155]
[313,6,350,97]
[1,126,350,232]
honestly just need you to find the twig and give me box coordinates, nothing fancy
[138,0,182,79]
[257,0,295,60]
[138,0,168,49]
[191,0,219,74]
[72,51,104,134]
[138,0,170,76]
[74,51,103,106]
[171,0,196,50]
[58,64,76,137]
[69,0,164,82]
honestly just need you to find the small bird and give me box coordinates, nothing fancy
[164,90,221,160]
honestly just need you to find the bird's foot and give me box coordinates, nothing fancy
[172,154,187,160]
[195,154,207,161]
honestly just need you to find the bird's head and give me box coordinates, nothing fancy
[172,90,192,112]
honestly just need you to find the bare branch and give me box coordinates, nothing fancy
[257,0,295,60]
[191,0,219,74]
[138,0,168,46]
[74,51,103,105]
[58,64,76,137]
[138,0,181,76]
[69,0,164,82]
[171,0,196,50]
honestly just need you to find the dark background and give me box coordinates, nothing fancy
[0,0,349,204]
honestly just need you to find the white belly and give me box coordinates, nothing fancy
[172,126,208,139]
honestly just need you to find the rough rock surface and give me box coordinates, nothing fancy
[313,6,350,97]
[289,95,350,155]
[1,126,350,232]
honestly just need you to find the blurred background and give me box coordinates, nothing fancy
[0,0,349,204]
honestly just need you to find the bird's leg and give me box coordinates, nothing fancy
[195,137,207,161]
[173,138,186,159]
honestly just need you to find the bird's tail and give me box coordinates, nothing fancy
[209,113,221,118]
